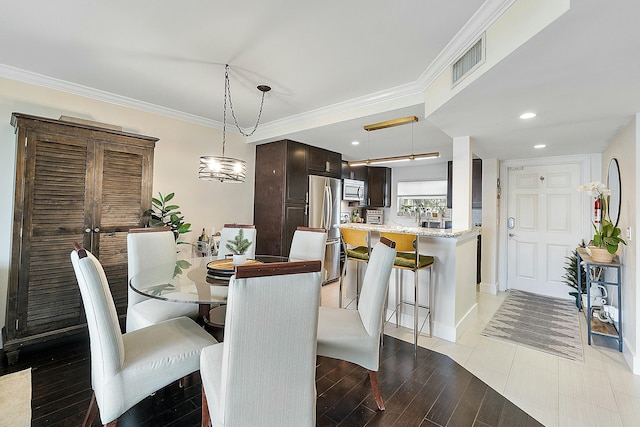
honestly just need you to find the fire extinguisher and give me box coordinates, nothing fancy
[594,197,601,225]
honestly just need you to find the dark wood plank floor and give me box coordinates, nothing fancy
[1,333,543,426]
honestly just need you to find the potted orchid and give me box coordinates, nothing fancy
[578,181,625,262]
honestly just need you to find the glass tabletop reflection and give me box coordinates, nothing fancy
[128,255,288,305]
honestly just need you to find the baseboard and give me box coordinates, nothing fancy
[453,302,479,341]
[623,336,640,375]
[479,281,498,295]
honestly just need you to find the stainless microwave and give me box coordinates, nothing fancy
[343,179,365,202]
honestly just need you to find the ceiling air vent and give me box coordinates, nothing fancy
[452,35,485,87]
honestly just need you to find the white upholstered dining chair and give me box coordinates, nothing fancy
[71,243,217,427]
[206,224,258,328]
[289,226,327,267]
[126,227,198,332]
[216,224,257,260]
[200,260,322,427]
[316,237,396,411]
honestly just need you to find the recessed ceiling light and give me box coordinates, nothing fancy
[351,141,360,145]
[520,112,536,119]
[534,144,546,149]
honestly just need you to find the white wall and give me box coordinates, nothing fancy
[0,77,256,345]
[602,116,637,373]
[480,159,499,294]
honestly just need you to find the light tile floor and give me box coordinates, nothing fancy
[320,282,640,427]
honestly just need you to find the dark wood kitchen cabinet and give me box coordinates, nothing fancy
[447,159,482,209]
[308,145,341,178]
[254,140,307,257]
[341,161,367,182]
[254,140,341,257]
[340,162,390,207]
[366,166,392,207]
[4,113,157,363]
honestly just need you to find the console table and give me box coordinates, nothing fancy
[577,247,622,352]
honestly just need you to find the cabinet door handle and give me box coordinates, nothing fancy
[85,228,92,233]
[93,227,100,233]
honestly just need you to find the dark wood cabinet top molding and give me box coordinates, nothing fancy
[11,112,159,145]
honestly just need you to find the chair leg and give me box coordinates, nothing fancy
[368,370,385,411]
[339,258,348,308]
[201,385,211,427]
[428,265,434,338]
[398,270,404,326]
[355,262,361,307]
[83,392,99,427]
[414,268,419,354]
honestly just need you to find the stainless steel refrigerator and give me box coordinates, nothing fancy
[308,175,341,284]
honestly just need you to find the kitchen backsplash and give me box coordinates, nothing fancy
[472,208,482,226]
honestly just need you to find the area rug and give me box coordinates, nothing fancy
[481,290,583,361]
[0,368,32,427]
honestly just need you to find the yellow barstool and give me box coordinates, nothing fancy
[380,232,435,351]
[339,228,371,308]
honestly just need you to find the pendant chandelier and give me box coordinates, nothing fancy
[199,64,271,182]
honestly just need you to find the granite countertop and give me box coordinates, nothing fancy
[336,222,475,238]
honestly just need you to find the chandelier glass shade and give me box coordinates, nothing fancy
[199,64,270,183]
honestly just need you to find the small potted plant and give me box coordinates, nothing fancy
[225,229,252,265]
[563,241,587,309]
[578,181,626,263]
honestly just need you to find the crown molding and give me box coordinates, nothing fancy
[0,63,224,130]
[247,81,424,143]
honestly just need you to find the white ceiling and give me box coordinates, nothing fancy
[1,0,639,164]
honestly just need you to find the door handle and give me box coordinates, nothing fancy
[508,233,516,238]
[93,227,100,233]
[85,228,92,233]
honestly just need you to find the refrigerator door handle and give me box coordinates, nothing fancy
[323,182,331,232]
[326,183,333,230]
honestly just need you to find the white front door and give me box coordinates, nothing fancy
[506,163,582,298]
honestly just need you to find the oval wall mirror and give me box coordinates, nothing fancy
[607,158,621,227]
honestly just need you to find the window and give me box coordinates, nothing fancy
[397,180,447,215]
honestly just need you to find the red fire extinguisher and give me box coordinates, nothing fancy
[594,197,601,225]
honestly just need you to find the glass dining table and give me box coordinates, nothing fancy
[129,255,288,326]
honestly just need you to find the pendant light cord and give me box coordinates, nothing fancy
[224,64,268,138]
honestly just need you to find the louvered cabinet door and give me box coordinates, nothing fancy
[93,142,153,316]
[6,113,157,364]
[9,130,94,339]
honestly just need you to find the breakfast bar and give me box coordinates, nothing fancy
[338,223,479,342]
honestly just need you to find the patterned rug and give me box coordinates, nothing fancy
[0,368,31,427]
[482,290,583,361]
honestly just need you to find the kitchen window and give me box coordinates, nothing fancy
[397,180,448,216]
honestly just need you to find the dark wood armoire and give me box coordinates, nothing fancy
[3,113,157,363]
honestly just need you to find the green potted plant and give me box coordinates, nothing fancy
[578,181,626,262]
[225,229,252,265]
[143,192,192,243]
[563,241,587,309]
